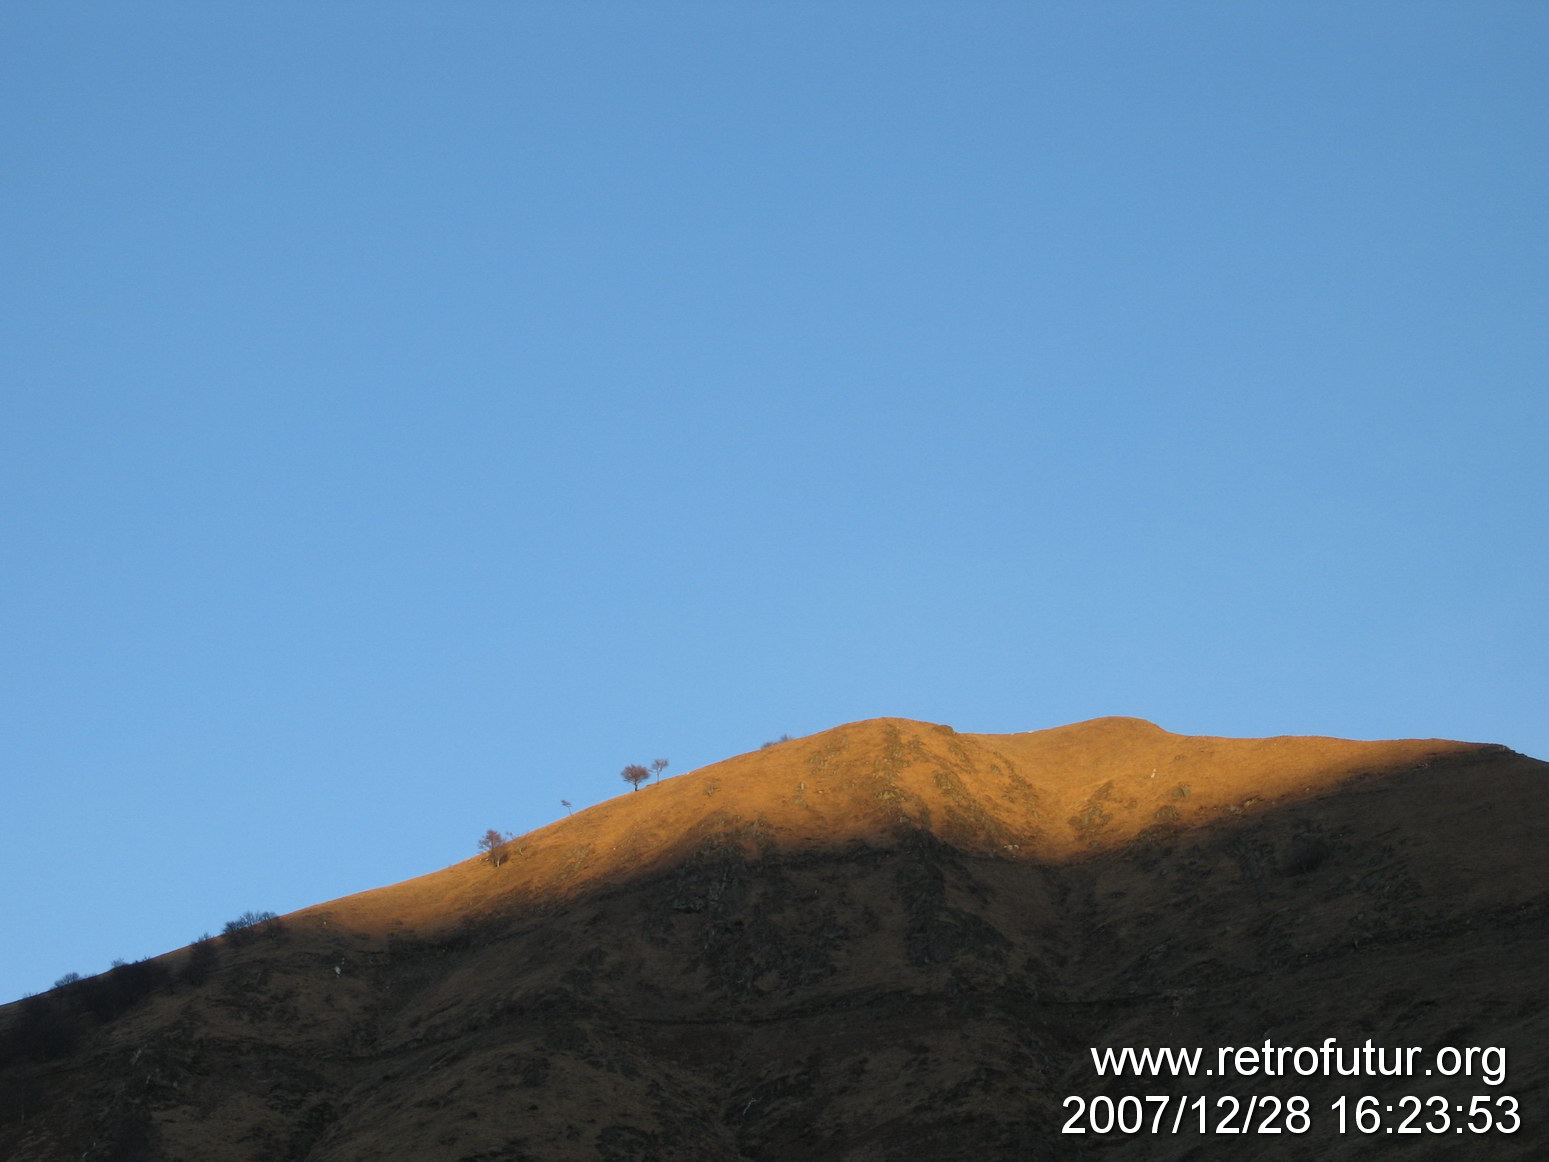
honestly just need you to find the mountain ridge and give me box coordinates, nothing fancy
[2,717,1542,1161]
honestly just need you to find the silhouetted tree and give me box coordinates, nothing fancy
[621,763,649,791]
[4,993,80,1062]
[561,799,572,815]
[183,934,218,986]
[77,958,169,1022]
[650,758,668,783]
[478,828,512,866]
[222,910,280,947]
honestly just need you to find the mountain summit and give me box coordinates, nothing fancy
[3,718,1544,1160]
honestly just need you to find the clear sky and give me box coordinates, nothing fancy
[2,3,1544,1003]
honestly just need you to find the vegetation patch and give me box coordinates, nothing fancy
[1069,780,1118,839]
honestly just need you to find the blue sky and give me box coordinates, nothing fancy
[2,3,1544,1002]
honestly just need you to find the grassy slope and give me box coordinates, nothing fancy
[2,718,1542,1161]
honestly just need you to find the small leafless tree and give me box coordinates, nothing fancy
[621,764,649,792]
[221,910,281,949]
[183,935,217,986]
[650,758,668,783]
[478,829,513,866]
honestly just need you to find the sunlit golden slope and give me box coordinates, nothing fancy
[303,716,1492,935]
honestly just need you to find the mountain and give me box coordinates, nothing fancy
[2,717,1544,1161]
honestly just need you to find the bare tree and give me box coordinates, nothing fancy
[183,935,217,986]
[650,758,669,783]
[621,764,650,792]
[478,829,513,866]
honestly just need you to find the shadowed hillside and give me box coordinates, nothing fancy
[2,717,1544,1160]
